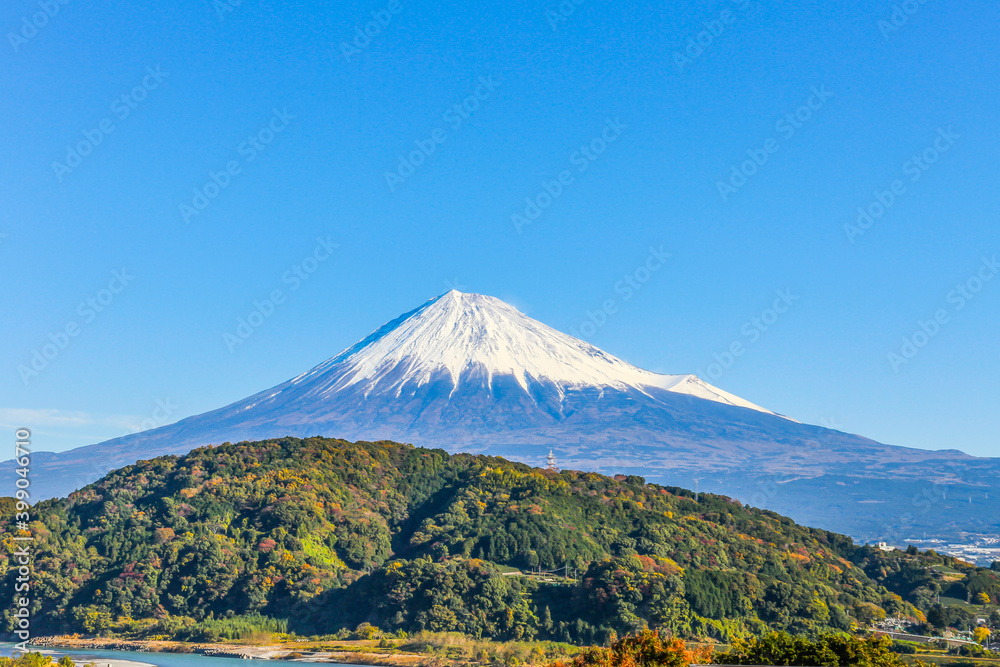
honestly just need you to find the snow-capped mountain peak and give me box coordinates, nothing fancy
[281,290,776,415]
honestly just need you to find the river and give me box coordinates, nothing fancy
[0,645,368,667]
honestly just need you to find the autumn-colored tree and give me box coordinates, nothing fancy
[553,629,711,667]
[153,526,175,543]
[973,626,991,645]
[976,592,991,606]
[0,654,58,667]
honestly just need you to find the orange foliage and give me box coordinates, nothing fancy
[552,629,711,667]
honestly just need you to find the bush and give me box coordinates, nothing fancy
[183,612,288,642]
[351,622,382,640]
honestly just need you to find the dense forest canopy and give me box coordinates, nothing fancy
[2,437,997,643]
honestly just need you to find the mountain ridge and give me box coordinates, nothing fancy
[6,436,997,642]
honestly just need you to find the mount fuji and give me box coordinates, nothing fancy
[13,290,1000,543]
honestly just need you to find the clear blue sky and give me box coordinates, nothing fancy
[2,0,998,457]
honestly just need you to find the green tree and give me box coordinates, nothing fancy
[715,632,907,667]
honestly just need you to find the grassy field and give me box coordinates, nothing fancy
[939,596,996,612]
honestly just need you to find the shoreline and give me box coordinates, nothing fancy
[27,637,436,666]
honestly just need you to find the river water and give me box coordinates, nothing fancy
[0,645,367,667]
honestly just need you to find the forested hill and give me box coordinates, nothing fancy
[2,437,997,644]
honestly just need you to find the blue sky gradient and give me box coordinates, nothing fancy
[2,0,998,457]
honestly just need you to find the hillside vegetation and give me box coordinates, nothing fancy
[2,437,997,644]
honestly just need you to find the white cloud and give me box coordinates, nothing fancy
[0,407,95,428]
[0,407,155,450]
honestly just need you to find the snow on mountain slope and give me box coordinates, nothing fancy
[274,290,778,415]
[661,374,793,417]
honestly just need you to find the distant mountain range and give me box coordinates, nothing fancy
[10,290,1000,543]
